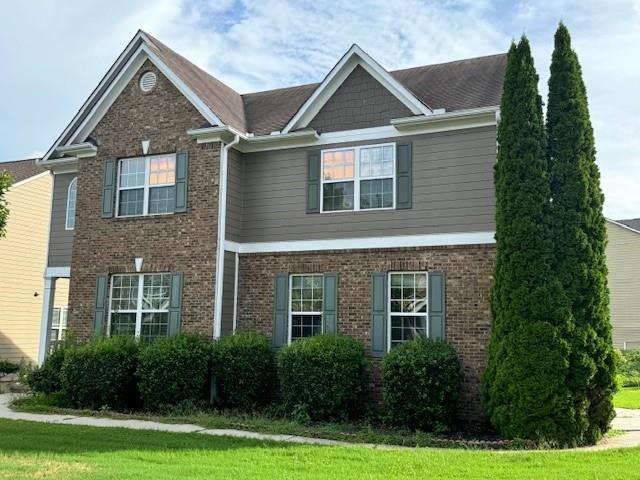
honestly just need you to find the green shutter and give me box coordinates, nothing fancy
[428,271,446,339]
[93,274,109,337]
[370,272,388,357]
[306,150,321,213]
[396,143,412,209]
[273,274,289,348]
[175,151,189,213]
[168,272,183,336]
[323,273,338,333]
[101,159,117,218]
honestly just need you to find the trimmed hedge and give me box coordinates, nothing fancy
[61,337,140,410]
[137,334,211,412]
[277,334,368,421]
[211,332,277,410]
[618,349,640,387]
[26,345,67,394]
[382,337,462,432]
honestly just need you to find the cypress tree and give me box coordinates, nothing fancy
[482,37,579,445]
[546,23,615,444]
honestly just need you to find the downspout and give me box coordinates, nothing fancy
[213,134,240,340]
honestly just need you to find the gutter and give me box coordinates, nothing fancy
[213,133,240,339]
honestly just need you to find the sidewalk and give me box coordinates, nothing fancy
[1,393,638,451]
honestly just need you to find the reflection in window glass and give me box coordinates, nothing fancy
[290,274,323,341]
[389,273,428,348]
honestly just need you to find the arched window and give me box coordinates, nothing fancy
[65,177,77,230]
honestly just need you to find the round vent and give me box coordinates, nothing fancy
[139,71,157,92]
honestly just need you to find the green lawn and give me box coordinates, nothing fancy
[0,420,639,479]
[614,387,640,409]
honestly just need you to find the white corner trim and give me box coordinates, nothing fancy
[45,267,71,278]
[282,44,432,134]
[8,171,50,189]
[606,218,640,235]
[225,231,496,254]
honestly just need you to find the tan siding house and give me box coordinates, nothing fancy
[0,160,69,364]
[606,219,640,349]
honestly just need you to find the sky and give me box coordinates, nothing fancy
[0,0,638,219]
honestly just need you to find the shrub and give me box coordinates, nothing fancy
[137,334,211,412]
[277,334,368,421]
[618,349,640,387]
[382,337,462,432]
[0,359,19,378]
[26,346,68,394]
[61,337,140,410]
[211,332,277,410]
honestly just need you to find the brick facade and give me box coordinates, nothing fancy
[235,244,495,420]
[67,60,221,340]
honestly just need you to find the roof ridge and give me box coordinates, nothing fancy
[391,52,508,74]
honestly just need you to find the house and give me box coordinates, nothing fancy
[0,159,69,365]
[606,218,640,350]
[36,30,505,419]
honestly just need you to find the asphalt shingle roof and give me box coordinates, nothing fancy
[618,218,640,232]
[0,159,44,183]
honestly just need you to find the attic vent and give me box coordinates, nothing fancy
[139,71,157,92]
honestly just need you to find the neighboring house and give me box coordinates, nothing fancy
[606,218,640,350]
[0,159,69,365]
[36,30,505,419]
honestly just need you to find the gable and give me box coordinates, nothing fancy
[307,65,413,134]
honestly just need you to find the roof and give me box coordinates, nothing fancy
[0,159,45,183]
[617,218,640,232]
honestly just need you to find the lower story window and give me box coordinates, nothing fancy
[289,274,323,342]
[109,273,171,343]
[50,307,67,350]
[389,272,428,349]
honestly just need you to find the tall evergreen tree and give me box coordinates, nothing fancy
[482,37,580,445]
[546,23,615,444]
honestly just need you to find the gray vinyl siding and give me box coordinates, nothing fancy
[240,126,496,243]
[220,250,236,336]
[47,173,75,267]
[226,148,243,242]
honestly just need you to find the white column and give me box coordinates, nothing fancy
[37,277,56,365]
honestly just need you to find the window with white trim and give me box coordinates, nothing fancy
[388,272,428,349]
[50,307,68,349]
[117,153,176,217]
[289,274,323,342]
[109,273,171,343]
[321,143,395,212]
[65,177,77,230]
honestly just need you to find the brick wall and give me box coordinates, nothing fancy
[67,60,220,340]
[236,244,495,420]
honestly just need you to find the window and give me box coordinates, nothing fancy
[117,154,176,217]
[50,307,68,350]
[289,274,323,342]
[109,273,171,343]
[388,272,428,349]
[321,143,395,212]
[65,177,77,230]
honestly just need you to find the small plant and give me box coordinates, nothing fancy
[382,336,462,432]
[617,349,640,387]
[61,337,140,410]
[277,333,368,422]
[0,359,19,378]
[211,332,277,410]
[137,334,211,412]
[26,345,68,394]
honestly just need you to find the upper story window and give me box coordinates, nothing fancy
[289,274,324,342]
[321,143,395,213]
[65,177,77,230]
[117,154,176,217]
[388,272,428,349]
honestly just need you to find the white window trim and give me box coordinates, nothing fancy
[287,273,324,344]
[65,177,77,230]
[387,271,429,352]
[115,153,176,218]
[107,273,170,339]
[51,306,68,342]
[320,142,396,213]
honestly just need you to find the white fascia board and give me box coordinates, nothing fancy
[187,126,247,144]
[606,218,640,235]
[225,231,496,254]
[281,44,432,134]
[55,142,97,158]
[391,106,499,128]
[40,157,79,173]
[9,171,50,189]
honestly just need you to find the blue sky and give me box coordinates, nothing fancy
[0,0,638,218]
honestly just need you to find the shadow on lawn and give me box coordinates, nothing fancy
[0,419,297,455]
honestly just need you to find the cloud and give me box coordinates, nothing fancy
[0,0,637,218]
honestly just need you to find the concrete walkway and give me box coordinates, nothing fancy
[1,393,639,451]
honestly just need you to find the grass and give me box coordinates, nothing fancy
[614,387,640,409]
[0,419,639,479]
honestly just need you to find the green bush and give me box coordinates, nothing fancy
[26,346,68,394]
[382,337,462,432]
[0,359,19,378]
[211,332,277,410]
[618,349,640,387]
[277,334,368,422]
[61,337,140,410]
[137,334,211,412]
